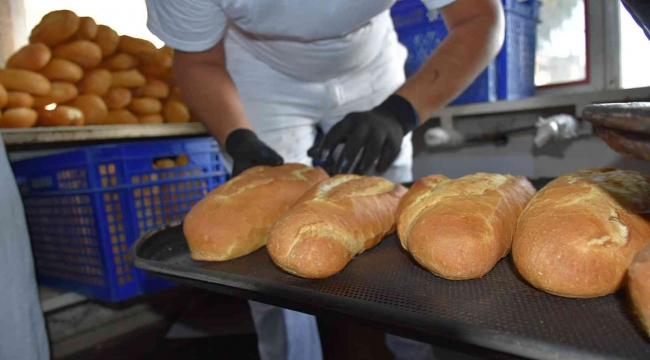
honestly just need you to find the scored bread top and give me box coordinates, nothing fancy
[397,173,534,249]
[268,174,407,278]
[513,167,650,298]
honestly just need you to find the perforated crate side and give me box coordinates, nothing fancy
[496,10,539,100]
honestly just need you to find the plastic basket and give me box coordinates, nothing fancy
[12,137,227,302]
[391,0,539,104]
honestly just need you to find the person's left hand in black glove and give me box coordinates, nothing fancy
[308,94,418,175]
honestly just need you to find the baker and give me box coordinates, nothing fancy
[145,0,503,359]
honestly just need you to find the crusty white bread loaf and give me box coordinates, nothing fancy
[397,173,535,280]
[513,168,650,298]
[184,164,328,262]
[629,244,650,337]
[268,175,407,279]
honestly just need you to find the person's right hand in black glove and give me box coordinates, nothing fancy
[226,129,284,177]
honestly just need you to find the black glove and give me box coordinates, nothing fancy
[226,129,284,177]
[308,94,418,175]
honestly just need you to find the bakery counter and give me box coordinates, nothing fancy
[131,221,650,360]
[1,123,207,146]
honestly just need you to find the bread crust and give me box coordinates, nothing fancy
[268,175,407,278]
[184,164,328,262]
[513,168,650,298]
[629,244,650,336]
[398,173,535,280]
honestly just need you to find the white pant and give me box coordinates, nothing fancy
[0,138,50,360]
[225,27,429,360]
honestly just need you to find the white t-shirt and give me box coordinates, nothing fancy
[146,0,456,81]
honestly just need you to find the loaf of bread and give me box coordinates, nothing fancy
[103,88,132,109]
[397,173,535,280]
[53,40,102,69]
[33,82,78,108]
[111,69,146,88]
[78,69,111,96]
[268,175,407,278]
[129,97,161,115]
[68,95,108,125]
[118,36,158,58]
[6,43,52,71]
[104,109,138,125]
[38,105,84,126]
[132,78,169,98]
[513,168,650,298]
[0,84,7,109]
[163,100,190,123]
[6,92,35,108]
[40,58,84,82]
[29,10,80,46]
[138,114,163,124]
[95,25,119,57]
[101,53,139,71]
[71,17,97,41]
[184,164,328,262]
[0,69,51,96]
[629,244,650,336]
[0,108,38,128]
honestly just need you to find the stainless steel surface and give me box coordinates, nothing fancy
[1,123,208,145]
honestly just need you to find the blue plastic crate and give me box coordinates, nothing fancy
[12,137,227,302]
[391,0,539,104]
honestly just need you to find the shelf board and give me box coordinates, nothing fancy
[1,123,208,146]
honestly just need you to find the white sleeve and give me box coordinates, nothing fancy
[421,0,457,10]
[145,0,227,52]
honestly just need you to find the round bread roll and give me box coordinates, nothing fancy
[6,43,52,71]
[104,109,138,125]
[129,97,161,115]
[38,105,85,126]
[102,88,132,110]
[111,69,146,88]
[140,51,172,69]
[138,114,164,124]
[175,154,189,166]
[33,82,78,108]
[101,53,139,70]
[160,45,173,57]
[0,69,52,96]
[118,36,157,58]
[53,40,102,69]
[68,95,108,125]
[95,25,119,57]
[0,84,7,109]
[163,101,190,123]
[40,58,84,82]
[29,10,80,46]
[78,69,111,96]
[132,78,169,98]
[71,16,97,41]
[6,92,34,108]
[168,86,183,102]
[153,158,176,169]
[0,108,38,128]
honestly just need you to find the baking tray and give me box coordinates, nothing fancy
[583,102,650,161]
[131,216,650,359]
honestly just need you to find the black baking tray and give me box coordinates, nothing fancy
[130,179,650,360]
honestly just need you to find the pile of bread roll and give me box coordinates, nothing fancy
[0,9,192,128]
[183,165,650,335]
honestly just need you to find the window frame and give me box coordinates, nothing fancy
[536,0,622,96]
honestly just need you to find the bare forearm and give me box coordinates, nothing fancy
[397,0,504,122]
[173,45,250,145]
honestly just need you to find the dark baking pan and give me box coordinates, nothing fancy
[131,222,650,360]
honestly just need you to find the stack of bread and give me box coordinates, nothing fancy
[0,9,192,128]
